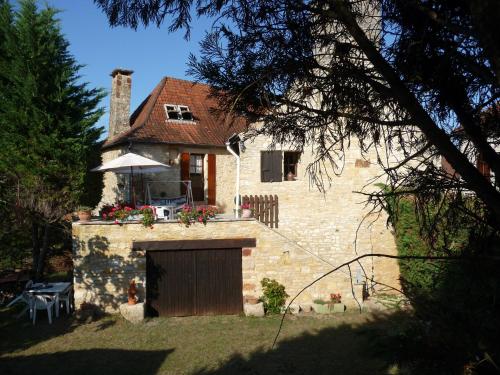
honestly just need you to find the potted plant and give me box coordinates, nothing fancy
[260,278,288,314]
[330,293,346,313]
[178,205,218,227]
[312,298,331,314]
[101,203,157,228]
[76,206,92,222]
[128,280,138,305]
[240,202,253,218]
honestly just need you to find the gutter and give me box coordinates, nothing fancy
[226,134,241,218]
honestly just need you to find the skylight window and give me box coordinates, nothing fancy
[164,104,194,121]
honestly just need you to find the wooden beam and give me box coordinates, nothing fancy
[133,238,257,251]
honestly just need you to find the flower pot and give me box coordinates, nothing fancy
[128,296,138,305]
[127,214,144,221]
[312,303,331,314]
[241,209,252,218]
[77,210,91,222]
[332,303,346,313]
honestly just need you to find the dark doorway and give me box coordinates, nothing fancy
[189,154,204,201]
[180,153,205,201]
[146,248,243,316]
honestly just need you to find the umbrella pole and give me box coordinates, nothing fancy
[131,166,136,207]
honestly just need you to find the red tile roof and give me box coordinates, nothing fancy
[103,77,248,149]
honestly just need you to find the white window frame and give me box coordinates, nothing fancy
[189,154,203,174]
[164,104,194,121]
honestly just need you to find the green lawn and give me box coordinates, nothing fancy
[0,306,412,375]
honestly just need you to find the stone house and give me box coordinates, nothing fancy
[72,69,400,315]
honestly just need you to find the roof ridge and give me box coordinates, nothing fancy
[163,76,211,87]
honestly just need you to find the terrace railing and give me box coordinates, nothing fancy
[242,195,279,228]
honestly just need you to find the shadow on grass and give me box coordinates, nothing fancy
[192,311,461,375]
[0,348,173,375]
[0,305,117,355]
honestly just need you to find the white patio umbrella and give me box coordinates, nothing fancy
[91,152,170,205]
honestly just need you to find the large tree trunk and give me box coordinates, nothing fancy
[35,223,50,281]
[334,1,500,227]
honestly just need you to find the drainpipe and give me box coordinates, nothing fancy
[226,140,240,218]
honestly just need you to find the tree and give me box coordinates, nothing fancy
[0,0,105,278]
[94,0,500,231]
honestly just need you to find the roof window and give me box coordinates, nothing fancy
[164,104,194,121]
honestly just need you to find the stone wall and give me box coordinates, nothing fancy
[215,153,237,213]
[238,134,401,292]
[72,218,400,313]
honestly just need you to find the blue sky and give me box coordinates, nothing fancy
[39,1,214,137]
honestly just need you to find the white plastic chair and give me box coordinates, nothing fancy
[58,285,73,315]
[32,294,56,325]
[7,280,34,318]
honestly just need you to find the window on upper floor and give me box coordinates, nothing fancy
[164,104,194,121]
[284,151,301,180]
[261,150,301,182]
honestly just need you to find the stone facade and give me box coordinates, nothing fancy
[72,218,399,313]
[237,134,398,279]
[91,132,402,313]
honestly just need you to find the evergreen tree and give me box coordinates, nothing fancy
[95,0,500,230]
[0,0,105,278]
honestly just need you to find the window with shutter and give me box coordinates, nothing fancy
[261,151,283,182]
[284,151,301,180]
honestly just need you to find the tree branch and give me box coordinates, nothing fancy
[273,252,500,348]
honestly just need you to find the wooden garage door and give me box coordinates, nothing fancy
[146,249,242,316]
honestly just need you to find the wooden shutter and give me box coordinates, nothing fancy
[477,154,491,181]
[180,153,190,194]
[261,151,272,182]
[207,154,216,205]
[272,151,283,182]
[261,151,282,182]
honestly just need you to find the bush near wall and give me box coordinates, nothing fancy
[385,194,500,372]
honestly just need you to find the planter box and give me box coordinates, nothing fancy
[312,303,331,314]
[119,302,145,324]
[244,302,264,317]
[127,214,144,221]
[332,303,346,313]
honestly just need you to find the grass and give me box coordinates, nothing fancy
[0,306,414,375]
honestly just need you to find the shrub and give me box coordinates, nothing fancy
[260,278,288,314]
[382,190,500,371]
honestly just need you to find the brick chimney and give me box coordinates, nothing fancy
[108,68,133,138]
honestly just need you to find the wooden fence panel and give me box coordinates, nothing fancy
[274,195,279,228]
[242,194,279,228]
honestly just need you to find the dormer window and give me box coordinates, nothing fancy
[179,106,193,120]
[164,104,194,121]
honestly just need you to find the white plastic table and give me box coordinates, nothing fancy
[27,282,72,318]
